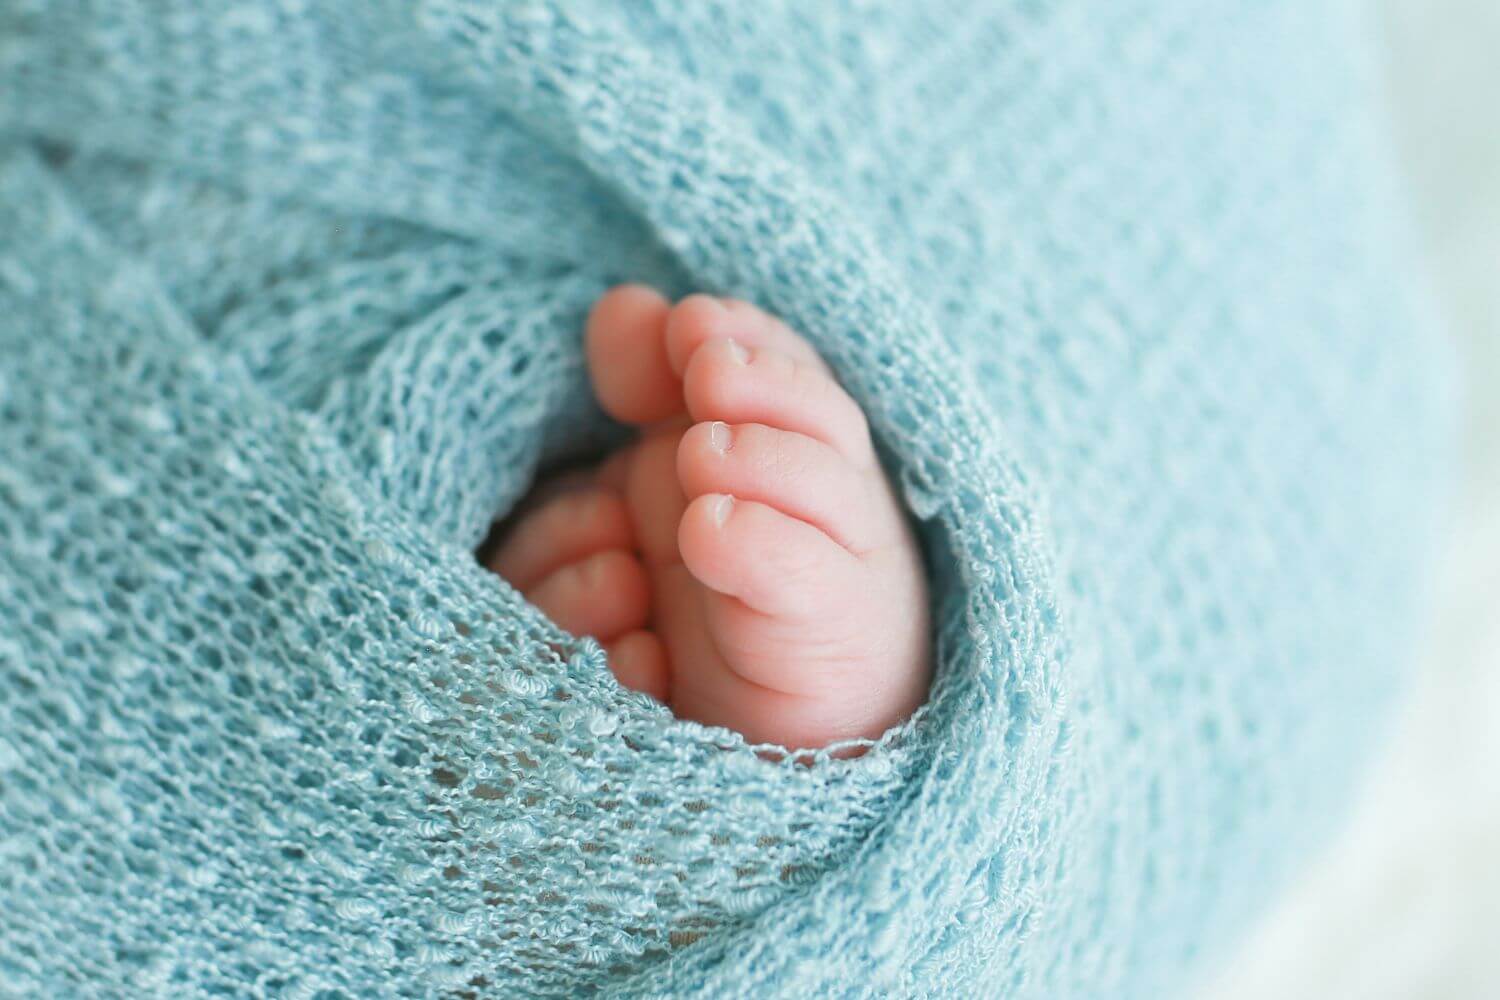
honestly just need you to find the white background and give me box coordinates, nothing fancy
[1200,3,1500,997]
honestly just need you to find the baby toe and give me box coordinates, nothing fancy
[488,486,634,590]
[604,629,670,702]
[623,431,690,569]
[681,338,876,466]
[664,294,827,377]
[585,284,683,425]
[677,493,862,621]
[525,549,651,642]
[676,421,891,554]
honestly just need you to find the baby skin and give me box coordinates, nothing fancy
[487,287,930,748]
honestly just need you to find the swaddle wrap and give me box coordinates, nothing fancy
[0,2,1450,997]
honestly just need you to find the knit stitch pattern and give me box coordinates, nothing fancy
[0,2,1449,997]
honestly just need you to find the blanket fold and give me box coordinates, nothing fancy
[0,2,1450,997]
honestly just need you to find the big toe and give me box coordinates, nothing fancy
[585,284,683,425]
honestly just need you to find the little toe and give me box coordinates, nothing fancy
[525,549,651,642]
[676,421,892,554]
[488,487,635,590]
[677,493,864,620]
[624,431,690,569]
[585,284,684,425]
[605,629,670,702]
[682,338,876,465]
[664,294,828,377]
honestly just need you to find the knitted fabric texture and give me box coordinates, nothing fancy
[0,2,1449,997]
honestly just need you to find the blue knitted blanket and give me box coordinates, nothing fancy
[0,2,1449,997]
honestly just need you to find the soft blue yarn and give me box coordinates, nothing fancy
[0,1,1450,997]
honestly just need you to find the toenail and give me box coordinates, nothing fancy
[712,494,735,527]
[725,338,750,365]
[708,421,732,454]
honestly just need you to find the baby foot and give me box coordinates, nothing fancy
[488,287,930,748]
